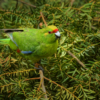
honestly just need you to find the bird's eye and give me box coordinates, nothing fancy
[48,31,51,34]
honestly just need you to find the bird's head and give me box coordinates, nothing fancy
[46,25,61,39]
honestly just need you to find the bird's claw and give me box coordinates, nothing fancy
[34,66,44,72]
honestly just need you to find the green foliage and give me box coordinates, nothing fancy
[0,0,100,99]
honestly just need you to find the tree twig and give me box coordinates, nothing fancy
[70,0,75,7]
[39,70,47,99]
[61,46,87,70]
[40,12,47,27]
[34,62,47,99]
[18,0,36,8]
[67,51,87,70]
[14,0,18,11]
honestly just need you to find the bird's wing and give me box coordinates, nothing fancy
[8,28,42,54]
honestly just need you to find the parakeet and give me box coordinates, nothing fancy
[0,25,60,65]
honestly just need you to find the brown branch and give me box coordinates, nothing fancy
[40,12,47,27]
[24,77,40,81]
[14,0,19,11]
[70,0,75,7]
[18,0,36,8]
[67,51,87,70]
[66,73,87,85]
[34,63,47,99]
[39,70,47,99]
[61,46,87,70]
[0,29,23,33]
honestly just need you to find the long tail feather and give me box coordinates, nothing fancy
[0,38,10,45]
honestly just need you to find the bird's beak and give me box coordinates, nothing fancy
[55,31,61,39]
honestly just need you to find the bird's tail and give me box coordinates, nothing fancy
[0,38,10,45]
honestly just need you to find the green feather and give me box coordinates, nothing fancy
[0,38,10,44]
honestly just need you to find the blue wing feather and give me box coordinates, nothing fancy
[21,51,33,54]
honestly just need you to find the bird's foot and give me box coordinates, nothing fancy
[33,62,44,72]
[34,66,44,72]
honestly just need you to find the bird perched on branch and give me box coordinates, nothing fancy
[0,25,60,98]
[0,25,60,69]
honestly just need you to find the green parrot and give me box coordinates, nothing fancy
[0,25,60,69]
